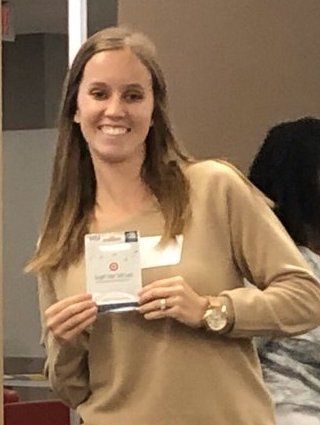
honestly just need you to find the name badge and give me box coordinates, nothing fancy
[140,235,183,268]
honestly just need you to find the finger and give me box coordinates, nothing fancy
[45,293,93,317]
[139,297,174,314]
[139,285,183,304]
[138,276,184,295]
[53,305,97,336]
[57,312,98,343]
[52,305,97,339]
[143,306,177,321]
[46,300,96,330]
[62,311,98,341]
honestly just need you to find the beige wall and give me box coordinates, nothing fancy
[119,0,320,171]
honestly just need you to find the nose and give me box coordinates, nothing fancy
[104,94,126,118]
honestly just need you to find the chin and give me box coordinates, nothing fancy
[94,149,141,165]
[91,143,146,164]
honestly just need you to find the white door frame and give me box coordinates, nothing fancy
[68,0,88,66]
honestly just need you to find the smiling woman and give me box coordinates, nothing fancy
[24,26,320,425]
[74,48,154,165]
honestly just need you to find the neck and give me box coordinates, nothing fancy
[93,157,152,215]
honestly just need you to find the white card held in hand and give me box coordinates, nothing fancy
[85,231,142,313]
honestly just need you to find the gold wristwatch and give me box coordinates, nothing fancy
[202,297,233,334]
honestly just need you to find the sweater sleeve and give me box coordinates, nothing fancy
[217,165,320,338]
[38,274,91,409]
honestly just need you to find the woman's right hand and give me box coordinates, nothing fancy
[45,293,98,345]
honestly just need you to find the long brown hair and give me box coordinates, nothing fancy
[26,27,192,276]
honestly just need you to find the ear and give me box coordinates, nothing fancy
[74,110,80,123]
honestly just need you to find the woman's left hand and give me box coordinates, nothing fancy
[138,276,208,328]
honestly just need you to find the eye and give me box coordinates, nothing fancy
[90,90,108,100]
[124,91,144,102]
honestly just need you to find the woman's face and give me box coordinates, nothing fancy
[74,47,154,165]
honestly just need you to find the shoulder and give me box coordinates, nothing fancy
[184,159,273,207]
[185,159,254,188]
[185,159,239,181]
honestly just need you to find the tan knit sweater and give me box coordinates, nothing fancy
[38,161,320,425]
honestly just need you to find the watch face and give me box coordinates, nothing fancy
[205,306,228,331]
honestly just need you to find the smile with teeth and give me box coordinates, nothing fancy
[99,125,130,136]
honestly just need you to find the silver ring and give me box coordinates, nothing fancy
[159,298,167,311]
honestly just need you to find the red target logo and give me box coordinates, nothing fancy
[109,262,119,272]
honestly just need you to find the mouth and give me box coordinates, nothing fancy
[99,125,131,136]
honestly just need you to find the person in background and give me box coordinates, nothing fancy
[248,116,320,425]
[26,27,320,425]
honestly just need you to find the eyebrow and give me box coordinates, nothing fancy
[87,81,148,90]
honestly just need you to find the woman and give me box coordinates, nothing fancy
[249,117,320,425]
[26,28,320,425]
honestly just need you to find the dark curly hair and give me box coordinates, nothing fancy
[248,117,320,250]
